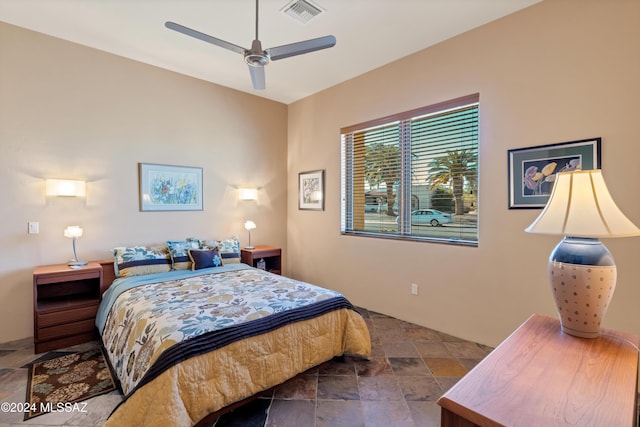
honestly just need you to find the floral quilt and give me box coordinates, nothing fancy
[98,264,354,396]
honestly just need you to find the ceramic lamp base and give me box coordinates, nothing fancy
[549,262,616,338]
[548,237,616,339]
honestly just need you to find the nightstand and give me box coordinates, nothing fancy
[33,262,103,353]
[241,245,282,275]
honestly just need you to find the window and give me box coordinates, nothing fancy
[341,94,479,245]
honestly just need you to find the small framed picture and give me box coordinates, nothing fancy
[139,163,203,211]
[507,138,601,209]
[298,170,325,211]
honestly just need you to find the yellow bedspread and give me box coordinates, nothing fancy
[103,307,370,426]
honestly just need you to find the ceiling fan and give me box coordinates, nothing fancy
[165,0,336,90]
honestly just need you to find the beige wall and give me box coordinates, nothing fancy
[287,0,640,346]
[0,23,288,343]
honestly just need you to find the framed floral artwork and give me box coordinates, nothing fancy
[298,170,324,210]
[139,163,203,211]
[508,138,601,209]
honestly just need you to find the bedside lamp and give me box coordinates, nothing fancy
[64,226,88,267]
[525,170,640,338]
[244,221,256,249]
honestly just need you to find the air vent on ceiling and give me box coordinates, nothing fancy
[282,0,324,24]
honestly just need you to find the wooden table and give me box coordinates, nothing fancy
[437,314,639,427]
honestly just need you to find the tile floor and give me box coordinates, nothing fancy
[0,308,493,427]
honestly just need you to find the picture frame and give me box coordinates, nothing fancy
[138,163,203,211]
[298,170,325,211]
[508,137,601,209]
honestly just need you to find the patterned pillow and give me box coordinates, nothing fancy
[113,245,172,278]
[188,247,223,270]
[167,240,201,271]
[200,236,241,264]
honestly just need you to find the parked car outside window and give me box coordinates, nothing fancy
[396,209,452,226]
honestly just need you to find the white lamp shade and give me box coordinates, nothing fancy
[525,170,640,238]
[238,188,258,201]
[46,179,86,197]
[63,226,83,238]
[244,220,256,231]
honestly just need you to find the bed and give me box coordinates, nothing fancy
[95,240,371,427]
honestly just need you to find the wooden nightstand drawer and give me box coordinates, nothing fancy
[33,262,103,352]
[38,318,96,341]
[37,304,98,328]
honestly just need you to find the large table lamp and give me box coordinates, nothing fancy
[525,170,640,338]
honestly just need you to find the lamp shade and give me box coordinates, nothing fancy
[63,225,83,238]
[525,170,640,238]
[244,220,256,231]
[238,188,258,201]
[46,179,86,197]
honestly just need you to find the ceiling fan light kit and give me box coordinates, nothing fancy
[165,0,335,90]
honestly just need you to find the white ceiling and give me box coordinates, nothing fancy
[0,0,540,104]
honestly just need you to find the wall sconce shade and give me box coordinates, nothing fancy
[63,226,87,267]
[526,170,640,338]
[238,188,258,201]
[46,179,86,197]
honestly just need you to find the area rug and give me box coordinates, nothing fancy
[24,347,117,420]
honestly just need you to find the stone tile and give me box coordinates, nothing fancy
[265,399,315,427]
[371,317,408,331]
[318,357,355,376]
[62,393,123,426]
[316,399,364,427]
[376,327,411,344]
[388,358,430,376]
[361,401,414,427]
[273,374,317,400]
[404,327,442,342]
[354,358,393,377]
[414,342,452,358]
[397,376,443,401]
[382,341,420,358]
[357,376,403,401]
[317,375,360,400]
[443,341,489,359]
[407,401,442,427]
[0,351,39,369]
[458,357,484,371]
[435,376,462,392]
[0,338,34,352]
[424,358,467,377]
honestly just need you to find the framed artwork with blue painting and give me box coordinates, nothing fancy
[139,163,203,211]
[508,138,601,209]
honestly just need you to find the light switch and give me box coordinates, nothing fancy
[28,221,39,234]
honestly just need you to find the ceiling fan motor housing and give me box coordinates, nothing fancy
[245,39,269,66]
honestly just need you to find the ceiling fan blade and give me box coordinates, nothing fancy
[248,64,266,90]
[165,21,247,55]
[267,35,336,61]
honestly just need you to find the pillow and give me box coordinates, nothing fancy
[188,247,223,270]
[113,245,172,278]
[167,240,201,270]
[200,236,241,264]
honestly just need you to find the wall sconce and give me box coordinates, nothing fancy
[238,188,258,201]
[63,225,87,267]
[46,179,86,197]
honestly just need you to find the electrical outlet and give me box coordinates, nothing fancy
[28,221,39,234]
[411,283,419,295]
